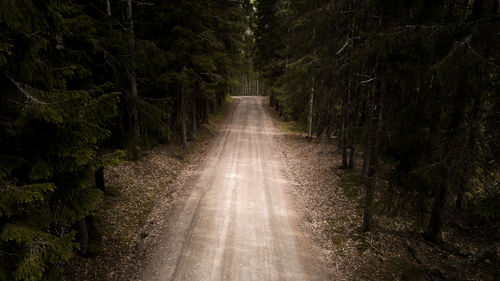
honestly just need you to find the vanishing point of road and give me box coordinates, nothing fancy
[142,96,328,281]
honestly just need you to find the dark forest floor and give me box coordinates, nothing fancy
[269,105,499,281]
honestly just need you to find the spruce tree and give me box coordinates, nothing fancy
[0,1,118,279]
[254,0,500,241]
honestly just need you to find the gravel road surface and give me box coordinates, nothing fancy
[141,96,327,281]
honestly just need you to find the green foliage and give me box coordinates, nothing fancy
[0,1,119,279]
[1,224,77,281]
[1,0,248,278]
[0,184,55,218]
[96,150,125,169]
[254,0,500,243]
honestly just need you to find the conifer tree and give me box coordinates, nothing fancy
[1,0,249,278]
[0,1,118,279]
[254,0,500,241]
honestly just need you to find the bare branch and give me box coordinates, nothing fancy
[336,39,350,55]
[360,78,379,84]
[132,0,155,6]
[6,76,47,105]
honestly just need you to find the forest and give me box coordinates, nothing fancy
[0,0,249,279]
[254,0,499,279]
[0,0,499,280]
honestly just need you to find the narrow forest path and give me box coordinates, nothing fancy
[140,96,328,281]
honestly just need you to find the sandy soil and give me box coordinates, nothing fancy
[138,96,329,281]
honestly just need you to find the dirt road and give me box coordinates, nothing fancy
[141,96,327,281]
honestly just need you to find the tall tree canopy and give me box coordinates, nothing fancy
[254,0,500,244]
[0,0,248,279]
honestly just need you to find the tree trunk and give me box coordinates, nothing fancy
[213,93,217,113]
[456,184,464,213]
[78,218,89,256]
[325,124,332,141]
[181,87,188,149]
[340,101,348,169]
[129,72,139,140]
[341,139,348,169]
[192,100,197,137]
[324,101,334,141]
[337,100,344,150]
[126,0,134,35]
[181,110,187,149]
[362,170,376,232]
[241,74,244,96]
[256,70,260,96]
[348,145,355,169]
[308,77,314,139]
[95,167,105,191]
[204,98,209,122]
[362,79,382,232]
[105,0,111,16]
[349,90,360,169]
[315,112,322,139]
[425,183,447,242]
[342,77,352,168]
[126,0,139,159]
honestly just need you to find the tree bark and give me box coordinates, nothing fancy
[348,145,355,169]
[456,184,464,213]
[342,77,352,168]
[337,99,344,150]
[349,91,360,169]
[192,100,197,137]
[129,72,139,139]
[308,77,315,139]
[213,93,217,113]
[256,70,260,96]
[241,74,244,96]
[316,113,323,139]
[324,101,334,141]
[340,100,348,169]
[204,98,209,122]
[362,79,382,232]
[95,167,105,191]
[425,183,447,241]
[181,87,188,149]
[105,0,111,16]
[78,218,89,256]
[126,0,139,158]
